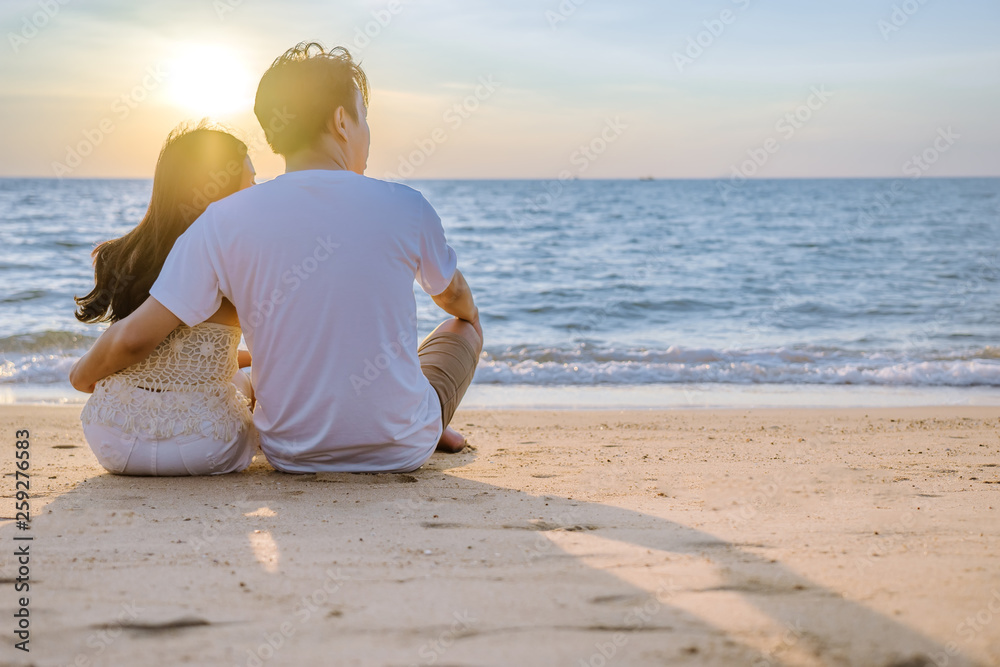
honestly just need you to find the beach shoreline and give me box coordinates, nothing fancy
[5,382,1000,410]
[1,404,998,666]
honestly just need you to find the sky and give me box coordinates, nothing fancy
[0,0,998,181]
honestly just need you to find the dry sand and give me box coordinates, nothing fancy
[1,404,998,667]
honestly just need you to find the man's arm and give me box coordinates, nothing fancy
[69,297,182,393]
[432,269,482,341]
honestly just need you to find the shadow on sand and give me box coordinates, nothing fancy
[0,441,974,667]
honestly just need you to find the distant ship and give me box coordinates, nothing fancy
[639,176,655,181]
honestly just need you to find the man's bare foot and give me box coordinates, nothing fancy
[436,426,466,453]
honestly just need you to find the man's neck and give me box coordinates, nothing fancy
[283,147,350,174]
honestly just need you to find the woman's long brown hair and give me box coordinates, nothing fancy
[75,123,248,323]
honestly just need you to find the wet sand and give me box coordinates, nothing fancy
[1,405,998,666]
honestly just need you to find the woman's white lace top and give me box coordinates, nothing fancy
[81,323,252,441]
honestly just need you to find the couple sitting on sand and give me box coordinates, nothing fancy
[69,42,482,476]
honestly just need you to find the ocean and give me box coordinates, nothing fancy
[1,177,998,407]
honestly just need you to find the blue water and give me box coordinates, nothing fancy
[1,177,998,404]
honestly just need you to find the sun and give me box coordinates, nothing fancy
[167,44,255,116]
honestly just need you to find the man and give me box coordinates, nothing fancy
[69,42,482,473]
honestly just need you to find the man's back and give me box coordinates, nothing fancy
[150,169,458,472]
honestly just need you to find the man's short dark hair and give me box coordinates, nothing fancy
[254,42,370,157]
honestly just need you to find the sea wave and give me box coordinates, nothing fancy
[3,178,1000,397]
[0,353,78,384]
[0,330,95,354]
[477,357,1000,386]
[473,344,1000,386]
[3,334,999,387]
[0,330,95,385]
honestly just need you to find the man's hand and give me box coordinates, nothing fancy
[466,310,483,344]
[69,359,96,394]
[69,297,182,393]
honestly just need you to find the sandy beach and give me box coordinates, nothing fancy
[1,404,998,667]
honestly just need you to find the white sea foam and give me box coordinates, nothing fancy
[4,342,999,387]
[475,356,1000,386]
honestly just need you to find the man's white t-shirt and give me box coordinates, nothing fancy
[149,170,458,473]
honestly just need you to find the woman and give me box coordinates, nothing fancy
[72,122,258,476]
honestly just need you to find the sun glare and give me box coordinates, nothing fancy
[167,44,254,116]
